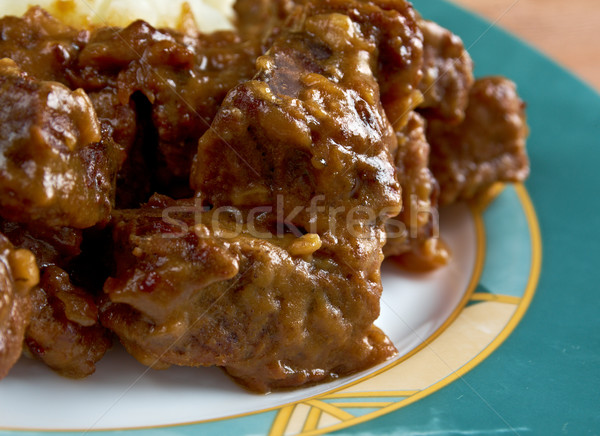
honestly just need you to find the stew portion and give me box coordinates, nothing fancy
[0,0,529,392]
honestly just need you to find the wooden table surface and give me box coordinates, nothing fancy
[450,0,600,92]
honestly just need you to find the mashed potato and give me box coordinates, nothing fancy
[0,0,234,31]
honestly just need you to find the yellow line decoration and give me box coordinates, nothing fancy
[304,400,355,421]
[268,406,295,436]
[302,407,321,432]
[470,182,506,213]
[329,402,393,408]
[470,293,522,305]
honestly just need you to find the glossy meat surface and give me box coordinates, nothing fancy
[191,0,424,232]
[0,59,116,228]
[100,197,395,392]
[428,77,530,205]
[0,234,39,379]
[308,0,425,130]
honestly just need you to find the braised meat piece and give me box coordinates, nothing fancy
[0,9,133,164]
[100,197,395,392]
[428,77,530,205]
[418,19,474,123]
[0,7,88,85]
[308,0,425,130]
[0,9,150,207]
[0,233,39,380]
[190,0,426,231]
[385,113,437,251]
[0,59,116,228]
[25,265,111,379]
[0,220,111,378]
[87,89,153,208]
[384,112,449,271]
[233,0,424,130]
[87,89,138,169]
[76,21,261,196]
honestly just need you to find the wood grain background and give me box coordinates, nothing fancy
[450,0,600,91]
